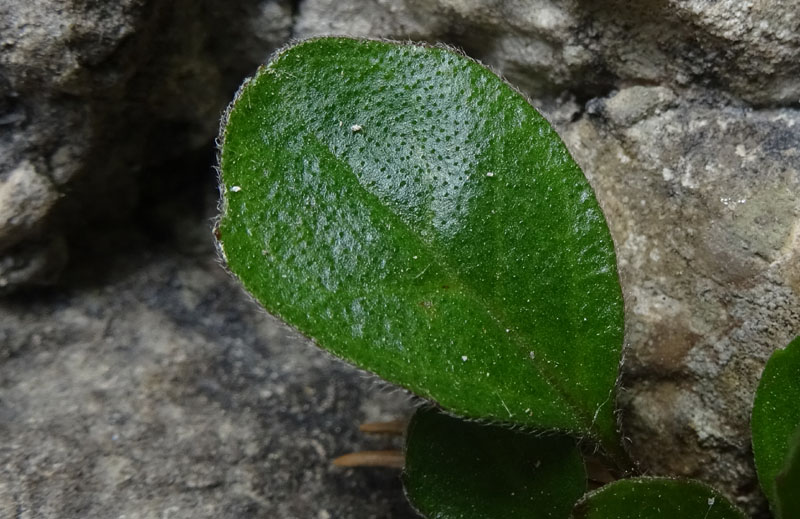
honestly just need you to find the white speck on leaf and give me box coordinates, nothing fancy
[351,124,362,132]
[230,186,242,192]
[486,171,494,177]
[498,396,512,417]
[704,497,716,519]
[461,355,468,362]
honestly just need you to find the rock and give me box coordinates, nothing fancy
[594,86,677,128]
[0,160,59,249]
[558,89,800,515]
[665,0,800,105]
[0,0,293,291]
[0,236,67,293]
[296,0,800,105]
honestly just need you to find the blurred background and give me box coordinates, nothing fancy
[1,1,799,517]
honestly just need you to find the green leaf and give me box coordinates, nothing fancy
[776,429,800,519]
[217,37,625,455]
[403,407,586,519]
[572,478,747,519]
[752,336,800,515]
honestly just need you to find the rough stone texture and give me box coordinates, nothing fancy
[0,160,58,249]
[2,0,800,517]
[295,0,800,105]
[0,0,293,291]
[561,90,800,514]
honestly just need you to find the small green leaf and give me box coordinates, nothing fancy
[217,37,625,455]
[776,429,800,519]
[403,407,586,519]
[572,478,746,519]
[752,336,800,515]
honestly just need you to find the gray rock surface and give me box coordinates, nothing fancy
[295,0,800,105]
[2,0,800,517]
[0,0,292,291]
[560,89,800,514]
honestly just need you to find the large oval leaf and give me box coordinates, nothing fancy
[752,336,800,514]
[217,37,625,456]
[572,478,746,519]
[403,407,586,519]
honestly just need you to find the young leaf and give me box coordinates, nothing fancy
[217,37,625,456]
[752,336,800,514]
[572,478,746,519]
[403,407,586,519]
[776,429,800,519]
